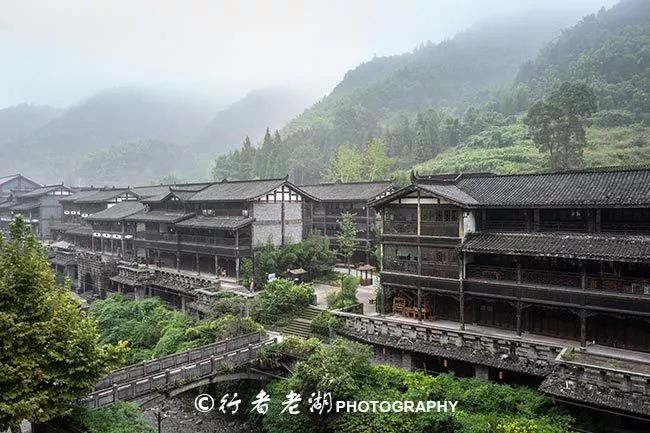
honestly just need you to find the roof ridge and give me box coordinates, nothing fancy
[300,180,393,187]
[418,164,650,182]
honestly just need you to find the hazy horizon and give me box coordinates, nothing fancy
[1,0,617,109]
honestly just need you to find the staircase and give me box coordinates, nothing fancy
[282,305,323,338]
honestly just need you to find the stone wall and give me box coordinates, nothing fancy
[332,311,562,376]
[540,348,650,417]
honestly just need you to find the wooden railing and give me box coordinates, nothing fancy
[383,259,418,274]
[82,332,272,408]
[482,220,528,232]
[538,221,588,232]
[384,220,417,235]
[465,265,650,296]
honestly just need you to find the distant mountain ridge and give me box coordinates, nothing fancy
[192,86,319,157]
[0,85,318,184]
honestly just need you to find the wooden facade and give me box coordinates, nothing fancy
[372,168,650,353]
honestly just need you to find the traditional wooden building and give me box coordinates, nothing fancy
[371,167,650,353]
[299,181,393,263]
[0,184,73,238]
[128,177,313,280]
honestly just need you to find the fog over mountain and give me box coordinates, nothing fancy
[0,0,618,184]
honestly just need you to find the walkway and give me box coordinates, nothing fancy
[382,314,650,364]
[82,332,276,409]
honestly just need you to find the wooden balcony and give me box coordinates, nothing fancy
[464,265,650,315]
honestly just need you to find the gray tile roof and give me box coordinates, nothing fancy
[374,166,650,208]
[453,167,650,207]
[10,201,40,211]
[188,178,290,202]
[128,185,173,198]
[86,201,144,221]
[460,232,650,263]
[299,181,393,201]
[16,184,69,198]
[73,189,132,204]
[124,210,195,223]
[175,215,254,230]
[417,183,479,205]
[60,189,101,202]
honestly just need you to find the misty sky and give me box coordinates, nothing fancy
[0,0,617,109]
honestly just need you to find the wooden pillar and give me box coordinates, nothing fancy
[281,202,286,246]
[516,260,522,284]
[533,209,540,231]
[380,283,385,316]
[459,253,465,330]
[156,249,160,267]
[196,253,200,275]
[516,301,522,336]
[215,256,219,275]
[417,288,422,321]
[580,309,587,348]
[581,265,587,290]
[365,206,371,263]
[235,257,240,280]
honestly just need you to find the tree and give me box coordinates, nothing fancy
[361,137,392,181]
[337,211,358,273]
[325,143,363,182]
[239,135,255,179]
[524,82,597,170]
[0,216,125,431]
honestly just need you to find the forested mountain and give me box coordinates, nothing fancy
[212,0,649,184]
[210,4,607,183]
[414,0,650,176]
[192,86,319,158]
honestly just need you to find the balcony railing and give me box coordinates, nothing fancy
[466,264,650,296]
[383,259,418,274]
[421,264,459,279]
[587,275,650,295]
[139,232,177,242]
[600,222,650,234]
[538,221,588,232]
[482,219,528,232]
[420,222,458,237]
[522,269,581,288]
[180,234,237,247]
[384,220,417,235]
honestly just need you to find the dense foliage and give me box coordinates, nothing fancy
[246,234,336,289]
[68,402,154,433]
[91,294,262,364]
[0,216,125,430]
[251,278,315,327]
[524,82,598,169]
[258,338,574,433]
[326,275,359,310]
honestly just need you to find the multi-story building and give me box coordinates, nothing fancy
[371,167,650,352]
[1,184,73,238]
[50,177,314,311]
[300,181,393,263]
[327,167,649,423]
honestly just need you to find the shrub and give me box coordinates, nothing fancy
[68,402,154,433]
[326,275,359,309]
[311,310,341,336]
[251,278,314,326]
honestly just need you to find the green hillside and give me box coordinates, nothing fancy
[412,0,650,177]
[210,0,649,183]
